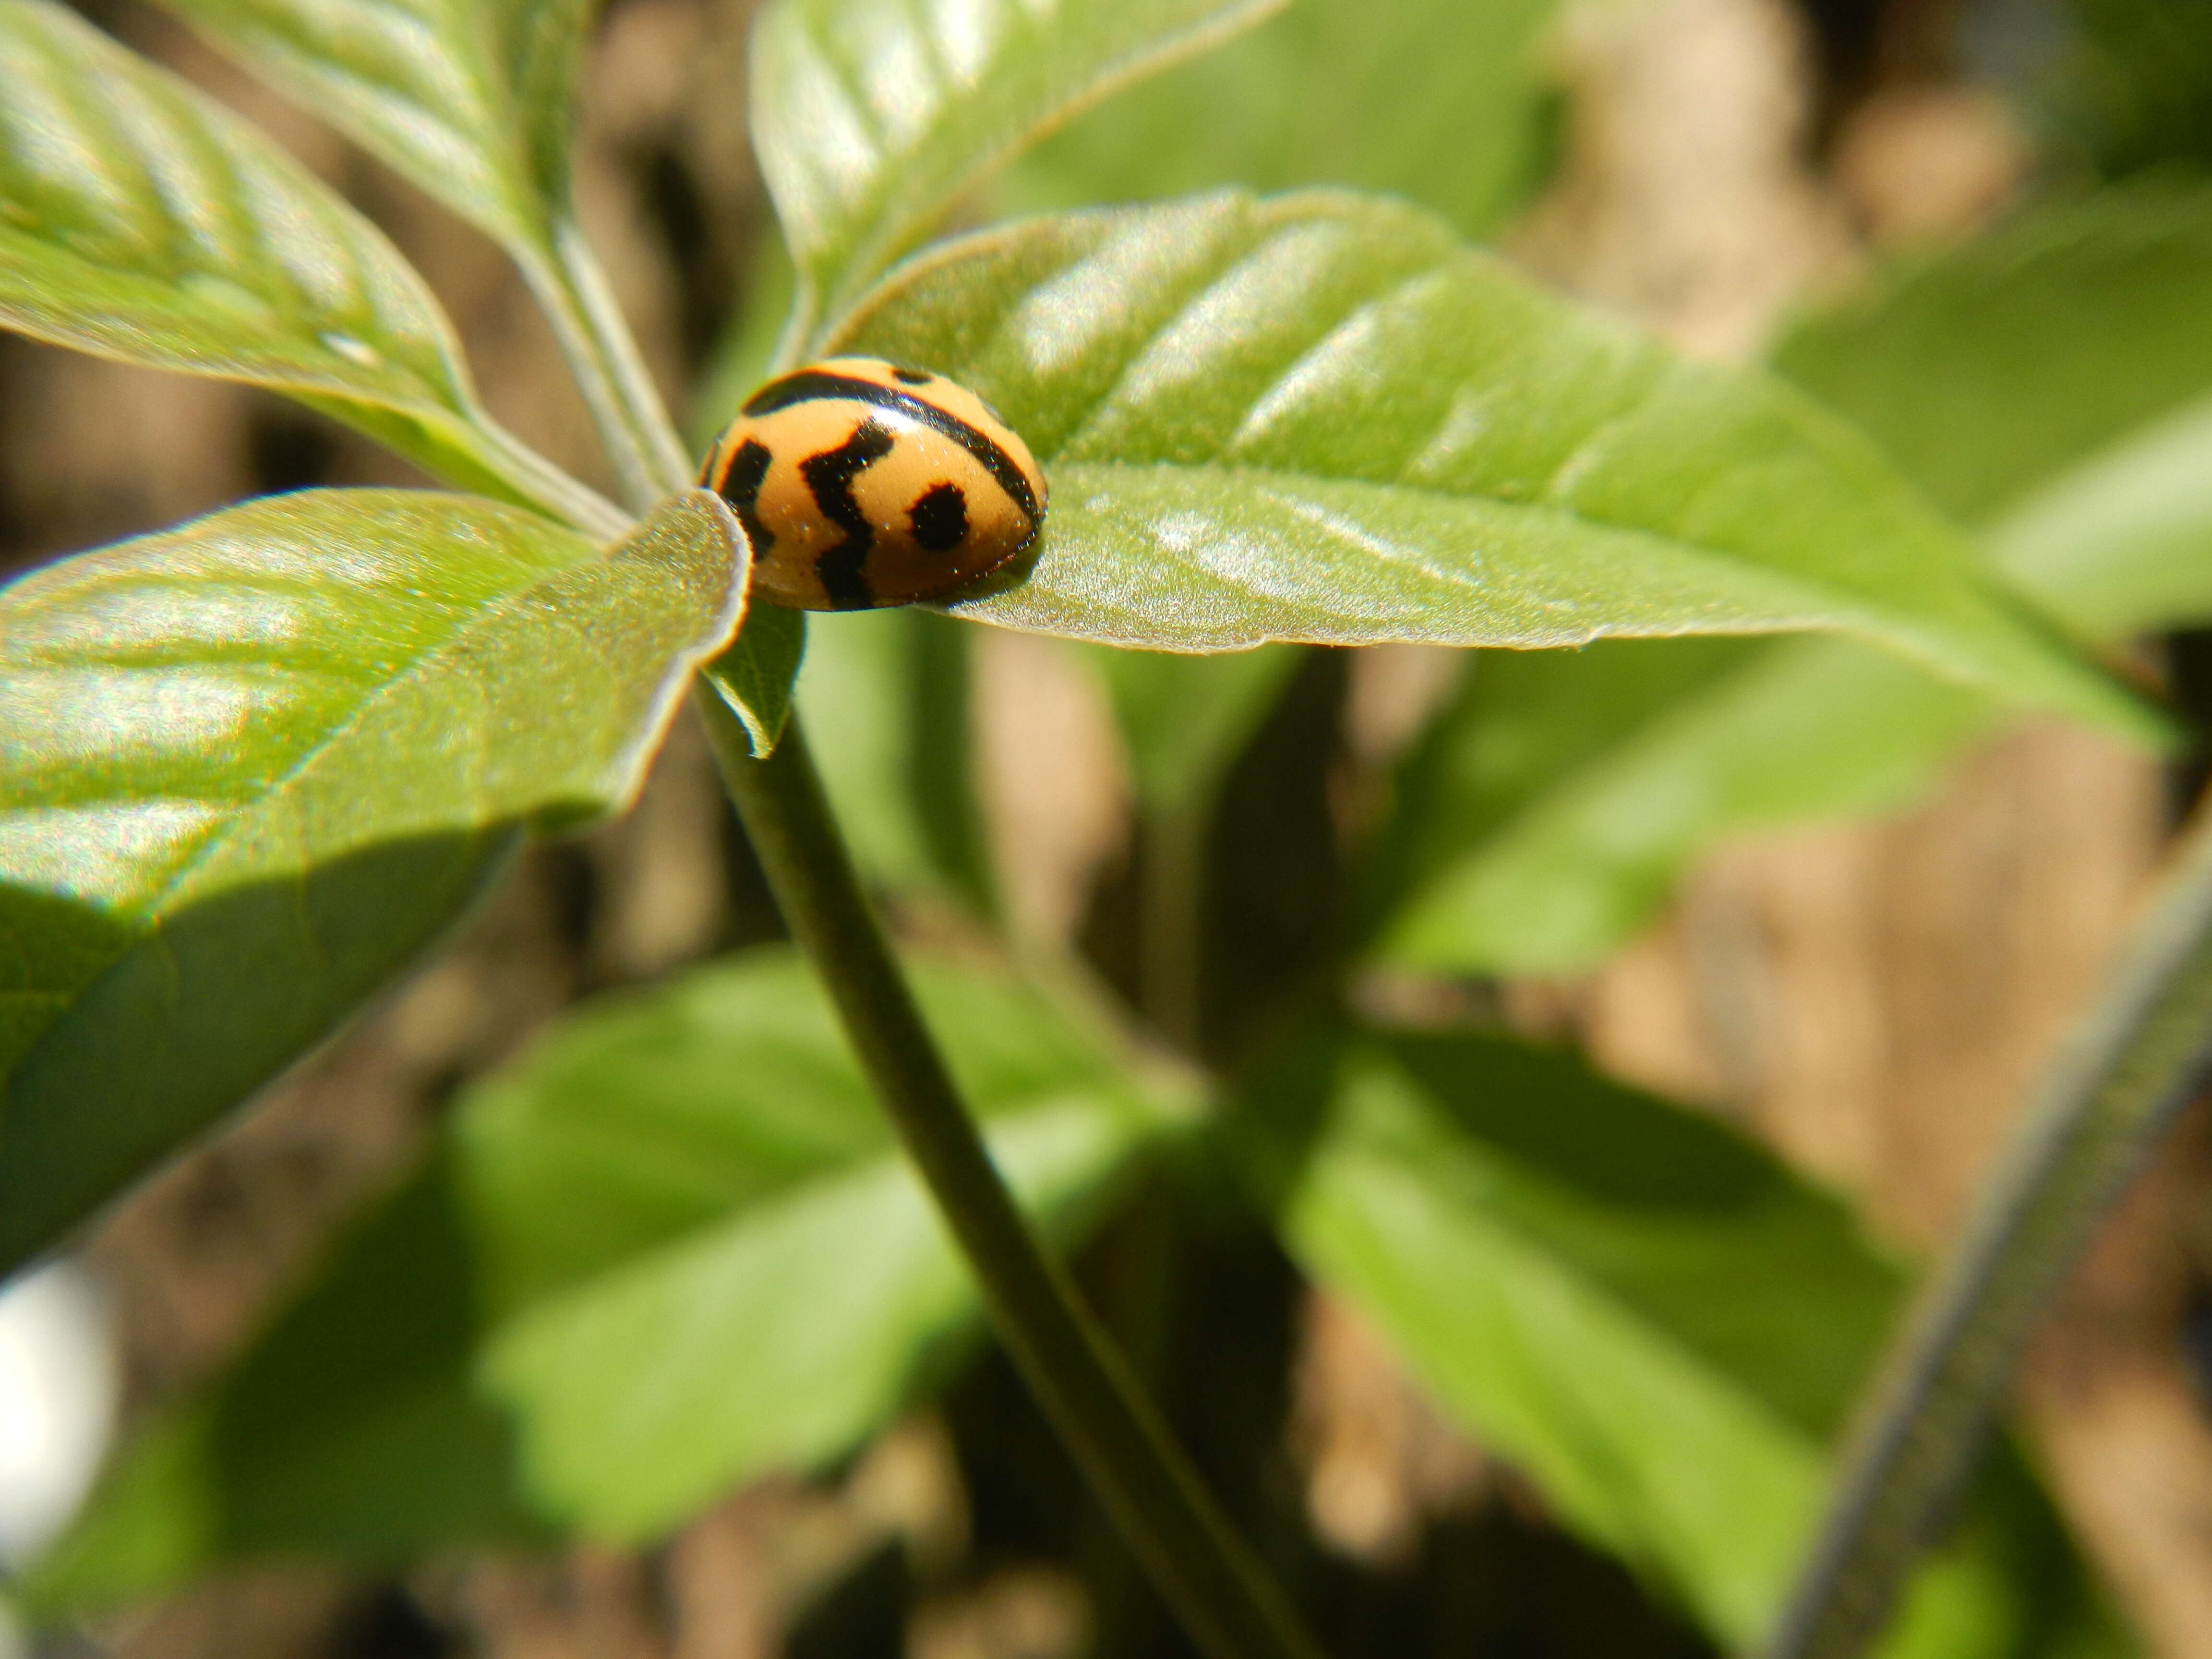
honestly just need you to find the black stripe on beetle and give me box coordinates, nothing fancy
[742,370,1040,525]
[714,438,776,562]
[802,418,899,610]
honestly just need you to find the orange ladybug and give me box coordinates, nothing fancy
[700,357,1047,610]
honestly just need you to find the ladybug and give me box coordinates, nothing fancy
[699,357,1047,610]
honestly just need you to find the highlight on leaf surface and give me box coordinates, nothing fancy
[1365,182,2212,982]
[145,0,592,262]
[831,191,2149,739]
[0,489,746,1275]
[750,0,1286,338]
[0,0,604,521]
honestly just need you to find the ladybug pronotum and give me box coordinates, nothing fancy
[699,357,1048,610]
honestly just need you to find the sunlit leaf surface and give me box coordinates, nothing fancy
[148,0,590,260]
[0,490,745,1272]
[1370,185,2212,976]
[751,0,1284,333]
[837,192,2145,735]
[471,952,1190,1538]
[0,0,558,505]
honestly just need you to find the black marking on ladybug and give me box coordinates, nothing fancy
[803,418,900,610]
[743,371,1040,525]
[716,438,776,560]
[909,482,969,553]
[891,365,933,385]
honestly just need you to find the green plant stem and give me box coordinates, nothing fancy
[698,694,1330,1659]
[474,415,634,540]
[1766,808,2212,1659]
[523,226,696,508]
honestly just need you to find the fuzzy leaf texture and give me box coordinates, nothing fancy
[0,0,564,507]
[750,0,1285,336]
[0,490,746,1273]
[833,192,2148,737]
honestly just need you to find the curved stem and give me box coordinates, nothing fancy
[699,697,1330,1659]
[1766,808,2212,1659]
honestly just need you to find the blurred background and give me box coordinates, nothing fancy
[9,0,2212,1653]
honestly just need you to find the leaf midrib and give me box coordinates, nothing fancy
[480,1083,1136,1314]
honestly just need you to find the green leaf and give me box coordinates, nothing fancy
[2042,0,2212,183]
[0,488,745,1273]
[34,948,1187,1598]
[1374,640,1996,974]
[1000,0,1564,242]
[1275,1030,2021,1655]
[701,605,808,758]
[750,0,1285,337]
[469,950,1192,1539]
[1356,637,1743,933]
[1773,181,2212,524]
[1990,389,2212,637]
[129,0,692,505]
[1081,643,1299,817]
[796,608,995,910]
[835,192,2147,736]
[1367,184,2212,978]
[0,0,593,520]
[146,0,589,263]
[22,1165,543,1617]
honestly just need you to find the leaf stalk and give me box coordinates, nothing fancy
[697,696,1330,1659]
[524,225,697,508]
[1766,807,2212,1659]
[473,415,634,540]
